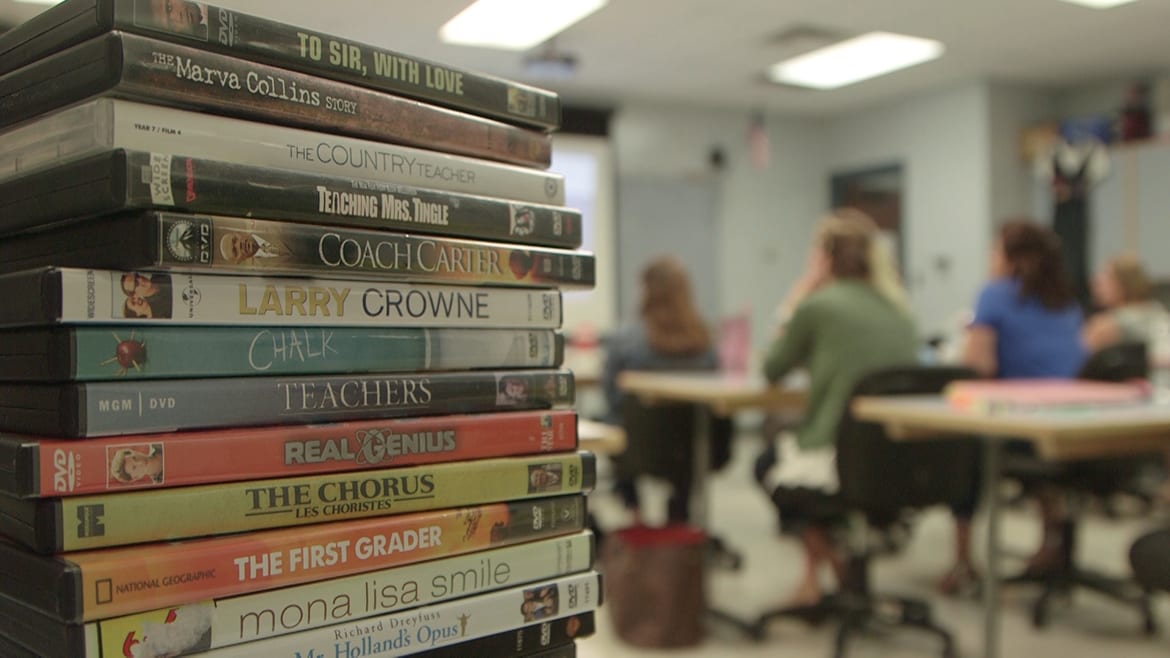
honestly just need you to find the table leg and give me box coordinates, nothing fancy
[982,439,1003,658]
[691,405,711,528]
[690,406,759,636]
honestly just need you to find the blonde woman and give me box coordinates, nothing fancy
[761,208,918,607]
[1084,254,1167,352]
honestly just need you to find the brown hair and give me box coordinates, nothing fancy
[640,255,711,355]
[998,219,1075,309]
[1109,254,1153,303]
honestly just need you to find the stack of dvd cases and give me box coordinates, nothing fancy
[0,1,599,657]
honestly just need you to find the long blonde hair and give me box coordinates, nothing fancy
[640,255,712,355]
[817,208,911,313]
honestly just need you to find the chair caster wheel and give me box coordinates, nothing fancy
[1031,602,1050,629]
[747,620,768,642]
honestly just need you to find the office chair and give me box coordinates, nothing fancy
[751,366,979,658]
[1003,342,1159,633]
[1130,528,1170,593]
[616,395,738,566]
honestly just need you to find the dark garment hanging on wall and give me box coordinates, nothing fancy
[1052,147,1093,310]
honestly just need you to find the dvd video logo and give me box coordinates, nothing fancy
[53,449,79,493]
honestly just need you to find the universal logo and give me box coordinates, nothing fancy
[180,280,202,309]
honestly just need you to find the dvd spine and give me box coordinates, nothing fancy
[411,613,594,658]
[0,98,565,204]
[186,571,602,658]
[0,32,551,168]
[16,451,593,552]
[115,0,560,130]
[0,325,563,381]
[0,150,582,247]
[0,268,563,329]
[86,532,592,655]
[0,495,586,623]
[5,410,578,497]
[0,211,596,289]
[12,369,575,438]
[0,0,560,130]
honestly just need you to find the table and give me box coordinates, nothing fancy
[577,418,627,456]
[616,371,807,526]
[852,396,1170,658]
[616,371,808,634]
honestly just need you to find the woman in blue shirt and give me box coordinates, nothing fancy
[963,220,1085,379]
[943,220,1085,594]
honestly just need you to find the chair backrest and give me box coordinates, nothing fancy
[1074,342,1154,487]
[618,395,734,482]
[836,366,979,518]
[1078,341,1148,382]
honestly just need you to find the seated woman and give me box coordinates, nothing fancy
[1083,254,1167,352]
[601,255,718,524]
[955,219,1086,583]
[1083,255,1170,504]
[761,209,918,607]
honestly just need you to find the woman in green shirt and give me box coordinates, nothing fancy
[761,209,918,607]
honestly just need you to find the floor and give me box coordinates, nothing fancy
[579,433,1170,658]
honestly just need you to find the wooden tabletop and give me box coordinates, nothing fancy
[853,395,1170,461]
[616,371,808,416]
[577,419,627,456]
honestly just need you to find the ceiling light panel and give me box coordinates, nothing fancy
[440,0,607,51]
[767,31,944,90]
[1057,0,1141,8]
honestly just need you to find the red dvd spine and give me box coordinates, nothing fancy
[13,410,577,498]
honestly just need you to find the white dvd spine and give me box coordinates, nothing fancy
[0,98,565,204]
[86,533,593,656]
[185,571,601,658]
[49,268,562,328]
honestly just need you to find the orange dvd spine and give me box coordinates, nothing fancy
[0,495,586,623]
[3,410,577,498]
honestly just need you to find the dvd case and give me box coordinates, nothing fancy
[0,99,565,204]
[1,410,578,497]
[0,629,39,658]
[0,32,551,168]
[0,268,562,329]
[0,211,596,289]
[0,325,563,381]
[0,150,582,247]
[190,571,601,658]
[412,614,593,658]
[0,495,586,626]
[0,451,594,552]
[0,368,575,438]
[82,532,593,656]
[0,0,560,130]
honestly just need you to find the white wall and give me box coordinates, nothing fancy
[988,84,1058,225]
[609,104,825,353]
[550,134,617,338]
[821,82,994,336]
